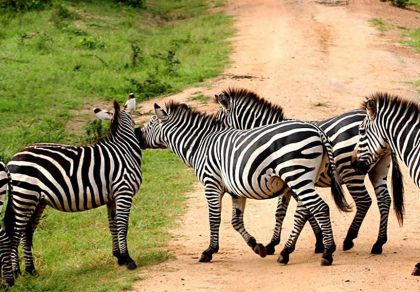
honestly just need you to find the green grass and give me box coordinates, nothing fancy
[0,0,234,290]
[0,0,234,161]
[408,0,420,8]
[188,92,210,104]
[368,18,393,32]
[368,17,420,52]
[402,28,420,51]
[10,150,196,291]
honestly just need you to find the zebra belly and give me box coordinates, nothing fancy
[8,165,112,212]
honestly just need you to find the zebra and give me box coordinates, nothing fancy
[214,88,404,262]
[4,97,142,276]
[351,92,419,276]
[140,101,351,265]
[0,162,14,286]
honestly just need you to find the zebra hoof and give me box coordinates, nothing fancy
[117,257,126,266]
[277,254,289,265]
[265,245,276,255]
[342,239,354,251]
[126,261,137,270]
[25,266,37,276]
[4,278,14,287]
[321,254,333,266]
[254,244,267,258]
[371,244,383,255]
[199,253,212,262]
[411,263,420,276]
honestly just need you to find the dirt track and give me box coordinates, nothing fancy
[133,1,420,291]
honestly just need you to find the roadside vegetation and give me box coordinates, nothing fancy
[368,10,419,92]
[0,0,233,290]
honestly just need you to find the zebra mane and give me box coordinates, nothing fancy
[165,101,223,126]
[110,100,121,136]
[363,92,420,115]
[216,87,286,119]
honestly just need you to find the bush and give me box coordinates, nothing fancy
[117,0,145,8]
[390,0,409,7]
[0,0,52,11]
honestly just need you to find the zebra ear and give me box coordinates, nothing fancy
[366,99,377,120]
[93,108,113,120]
[216,93,230,110]
[154,103,168,121]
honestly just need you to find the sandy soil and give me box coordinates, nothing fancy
[132,1,420,291]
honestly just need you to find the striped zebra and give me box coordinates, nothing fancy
[141,101,351,265]
[351,92,419,276]
[4,98,142,276]
[0,162,14,286]
[214,88,404,261]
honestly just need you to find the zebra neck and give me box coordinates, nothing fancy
[167,119,223,169]
[380,110,419,178]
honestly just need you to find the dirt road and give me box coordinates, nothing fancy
[133,1,420,291]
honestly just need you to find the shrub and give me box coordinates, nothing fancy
[390,0,409,7]
[117,0,145,8]
[0,0,52,11]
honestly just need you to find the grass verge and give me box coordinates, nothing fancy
[0,0,234,161]
[0,0,233,290]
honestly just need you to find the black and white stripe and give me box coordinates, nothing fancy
[0,162,14,286]
[351,92,419,276]
[141,101,351,265]
[5,98,142,276]
[214,88,404,261]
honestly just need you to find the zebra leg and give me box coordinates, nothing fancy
[115,196,136,270]
[368,156,392,254]
[107,202,123,265]
[277,200,310,264]
[342,179,372,251]
[265,192,291,255]
[290,189,336,266]
[22,201,47,275]
[11,208,35,276]
[231,196,266,257]
[412,262,420,276]
[308,215,324,254]
[0,229,14,286]
[199,186,223,263]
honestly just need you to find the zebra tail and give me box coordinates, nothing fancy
[315,125,352,213]
[391,152,404,226]
[4,185,15,241]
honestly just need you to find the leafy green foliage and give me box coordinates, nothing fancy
[0,0,52,11]
[117,0,145,8]
[390,0,409,7]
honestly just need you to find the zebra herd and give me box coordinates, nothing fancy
[0,89,418,286]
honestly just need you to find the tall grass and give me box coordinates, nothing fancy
[0,0,233,290]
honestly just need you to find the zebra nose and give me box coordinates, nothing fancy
[351,158,369,174]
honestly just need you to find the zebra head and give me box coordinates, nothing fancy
[93,97,140,146]
[214,89,243,129]
[352,98,388,174]
[139,104,168,149]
